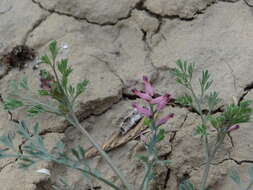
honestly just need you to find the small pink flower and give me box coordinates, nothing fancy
[156,94,171,111]
[132,89,152,101]
[227,125,240,132]
[156,113,174,126]
[143,76,154,96]
[132,103,152,117]
[150,93,171,104]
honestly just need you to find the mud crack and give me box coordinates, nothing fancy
[88,54,125,87]
[160,113,188,189]
[31,0,142,26]
[238,80,253,104]
[0,160,17,173]
[212,157,253,166]
[136,0,217,21]
[22,13,52,45]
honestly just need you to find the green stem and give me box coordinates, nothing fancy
[74,166,122,190]
[49,59,131,189]
[50,61,72,107]
[139,164,152,190]
[69,113,132,190]
[139,108,157,190]
[199,161,211,190]
[22,97,61,115]
[199,136,225,190]
[189,86,211,161]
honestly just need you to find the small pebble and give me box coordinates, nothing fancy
[61,43,68,49]
[36,168,51,176]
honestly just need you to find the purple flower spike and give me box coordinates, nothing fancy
[132,103,152,117]
[143,76,154,96]
[156,94,171,111]
[227,125,240,132]
[156,113,174,126]
[132,89,152,101]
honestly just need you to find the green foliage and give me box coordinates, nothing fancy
[199,70,212,94]
[136,155,149,164]
[0,40,129,190]
[19,77,29,90]
[171,60,220,115]
[224,100,252,125]
[206,92,221,112]
[208,100,252,131]
[173,60,253,190]
[40,69,52,79]
[171,60,195,89]
[70,145,86,162]
[49,40,59,62]
[194,125,209,138]
[179,181,196,190]
[176,94,193,107]
[156,128,165,142]
[2,40,89,118]
[38,89,51,96]
[41,55,51,65]
[75,80,89,99]
[0,120,111,186]
[3,98,24,110]
[27,105,46,117]
[143,118,151,126]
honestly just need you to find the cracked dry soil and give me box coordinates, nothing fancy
[0,0,253,189]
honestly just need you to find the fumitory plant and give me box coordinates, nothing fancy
[0,40,175,190]
[2,40,131,190]
[132,76,174,189]
[171,60,252,190]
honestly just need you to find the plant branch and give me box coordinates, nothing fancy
[69,112,132,190]
[139,164,152,190]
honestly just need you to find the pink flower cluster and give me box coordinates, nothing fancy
[132,76,174,127]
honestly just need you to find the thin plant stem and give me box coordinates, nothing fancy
[39,57,132,189]
[19,126,122,190]
[72,165,122,190]
[188,84,215,190]
[21,96,62,115]
[139,164,152,190]
[69,112,132,190]
[139,106,157,190]
[199,161,211,190]
[199,135,225,190]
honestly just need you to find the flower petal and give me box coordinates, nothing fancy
[156,113,174,126]
[156,94,171,111]
[227,125,240,132]
[150,94,171,104]
[143,76,154,96]
[132,89,152,101]
[132,103,152,117]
